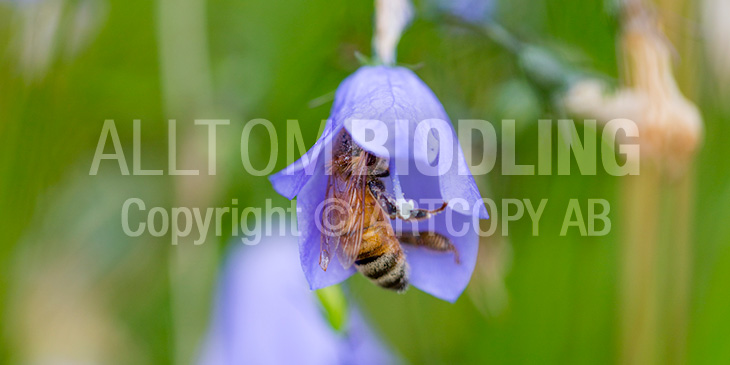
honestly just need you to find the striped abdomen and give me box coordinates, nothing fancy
[355,250,409,292]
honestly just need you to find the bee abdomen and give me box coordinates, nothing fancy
[355,252,409,292]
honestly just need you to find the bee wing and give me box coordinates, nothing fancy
[335,174,367,269]
[320,173,344,271]
[320,153,369,271]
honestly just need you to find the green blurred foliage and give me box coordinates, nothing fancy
[0,0,728,364]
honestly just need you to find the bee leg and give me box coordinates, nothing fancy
[406,202,448,221]
[369,156,390,177]
[372,169,390,178]
[368,179,399,219]
[368,179,448,221]
[398,231,460,264]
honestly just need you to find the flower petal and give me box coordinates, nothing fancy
[269,121,342,200]
[394,166,479,302]
[341,308,401,364]
[439,122,490,219]
[340,66,449,167]
[437,0,494,24]
[198,239,341,364]
[403,210,479,302]
[336,67,488,219]
[198,234,397,364]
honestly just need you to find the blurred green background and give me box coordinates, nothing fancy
[1,0,729,363]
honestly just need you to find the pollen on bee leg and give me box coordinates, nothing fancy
[396,199,415,220]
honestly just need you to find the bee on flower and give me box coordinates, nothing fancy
[270,66,489,302]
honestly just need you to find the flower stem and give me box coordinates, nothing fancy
[665,170,693,364]
[316,285,349,332]
[372,0,412,65]
[620,163,661,365]
[481,22,523,54]
[157,0,217,364]
[617,1,699,363]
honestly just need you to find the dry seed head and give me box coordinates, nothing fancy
[622,16,703,177]
[564,11,702,178]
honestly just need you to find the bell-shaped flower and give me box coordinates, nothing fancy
[270,66,488,302]
[436,0,494,24]
[197,233,396,364]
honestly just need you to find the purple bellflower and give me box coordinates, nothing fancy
[437,0,494,24]
[270,66,488,302]
[198,233,396,365]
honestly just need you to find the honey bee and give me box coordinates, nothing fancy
[319,131,460,292]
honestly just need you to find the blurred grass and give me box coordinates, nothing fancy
[0,0,729,364]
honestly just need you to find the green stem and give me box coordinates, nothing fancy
[665,169,693,364]
[157,0,217,364]
[316,285,349,332]
[482,22,523,54]
[620,163,661,365]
